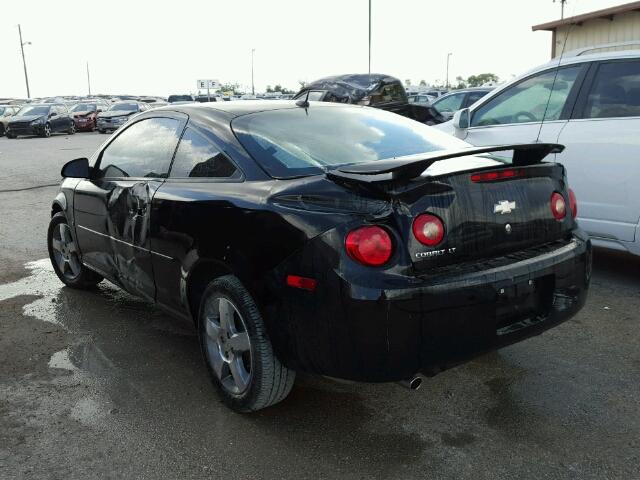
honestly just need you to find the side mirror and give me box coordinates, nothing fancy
[61,158,90,179]
[453,108,470,130]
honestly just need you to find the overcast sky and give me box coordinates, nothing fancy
[0,0,626,98]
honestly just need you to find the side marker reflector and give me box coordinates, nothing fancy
[286,275,317,292]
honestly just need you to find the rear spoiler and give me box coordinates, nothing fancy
[326,143,564,185]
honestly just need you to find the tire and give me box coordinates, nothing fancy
[6,133,16,139]
[41,123,51,138]
[198,275,295,412]
[68,123,76,135]
[47,212,103,289]
[98,129,106,134]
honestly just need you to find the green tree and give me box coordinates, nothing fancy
[219,82,240,94]
[466,73,499,87]
[454,76,468,89]
[298,80,308,89]
[266,85,274,93]
[419,79,427,87]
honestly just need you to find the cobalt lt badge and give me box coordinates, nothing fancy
[494,200,516,214]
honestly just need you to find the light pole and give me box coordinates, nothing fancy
[251,48,255,96]
[368,0,372,74]
[86,62,91,96]
[445,52,452,90]
[18,24,31,99]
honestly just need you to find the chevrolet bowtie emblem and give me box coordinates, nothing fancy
[494,200,516,214]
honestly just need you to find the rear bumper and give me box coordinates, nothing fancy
[266,230,591,382]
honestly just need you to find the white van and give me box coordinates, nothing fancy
[436,42,640,257]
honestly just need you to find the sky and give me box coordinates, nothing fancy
[0,0,628,98]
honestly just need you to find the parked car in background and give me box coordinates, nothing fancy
[96,101,148,133]
[6,104,74,138]
[168,94,195,103]
[435,43,640,257]
[0,105,20,136]
[294,73,448,125]
[49,101,589,412]
[70,102,108,132]
[431,87,494,120]
[408,93,436,105]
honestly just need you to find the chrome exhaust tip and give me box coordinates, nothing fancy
[397,376,422,390]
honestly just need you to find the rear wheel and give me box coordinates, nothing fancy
[41,123,51,138]
[6,132,16,139]
[47,213,102,289]
[199,275,295,412]
[67,123,76,135]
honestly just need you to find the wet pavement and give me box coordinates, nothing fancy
[1,135,639,479]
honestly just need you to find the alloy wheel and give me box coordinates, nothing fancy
[44,124,51,137]
[204,295,253,395]
[50,223,81,280]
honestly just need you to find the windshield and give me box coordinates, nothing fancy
[16,105,50,116]
[109,103,138,112]
[232,104,470,178]
[71,103,97,112]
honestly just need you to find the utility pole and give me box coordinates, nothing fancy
[446,52,452,90]
[251,48,255,96]
[368,0,372,74]
[18,24,31,99]
[86,62,91,96]
[554,0,567,19]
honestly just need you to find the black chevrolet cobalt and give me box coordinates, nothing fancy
[48,101,591,412]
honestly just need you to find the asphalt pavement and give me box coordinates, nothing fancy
[0,133,639,480]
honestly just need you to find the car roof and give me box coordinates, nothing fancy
[158,100,304,118]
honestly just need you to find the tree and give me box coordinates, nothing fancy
[298,80,308,89]
[266,85,274,93]
[219,82,240,94]
[419,79,427,87]
[454,76,467,89]
[466,73,499,87]
[405,79,412,87]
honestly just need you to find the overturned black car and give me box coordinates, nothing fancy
[294,73,448,125]
[48,101,590,412]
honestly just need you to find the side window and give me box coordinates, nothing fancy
[170,127,238,178]
[471,66,582,127]
[466,90,488,107]
[583,61,640,119]
[433,93,465,113]
[96,117,181,179]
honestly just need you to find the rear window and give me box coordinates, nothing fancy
[232,104,468,178]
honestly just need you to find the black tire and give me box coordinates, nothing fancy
[41,123,51,138]
[47,212,103,289]
[68,122,76,135]
[198,275,295,412]
[0,124,4,136]
[6,133,16,139]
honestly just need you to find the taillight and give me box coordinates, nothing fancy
[286,275,317,291]
[470,169,523,182]
[345,225,393,266]
[412,214,445,246]
[568,188,577,219]
[550,192,566,220]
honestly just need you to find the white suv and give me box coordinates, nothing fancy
[436,42,640,257]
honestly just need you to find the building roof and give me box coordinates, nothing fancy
[532,1,640,31]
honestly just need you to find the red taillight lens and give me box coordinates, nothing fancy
[471,169,523,182]
[345,226,393,266]
[412,214,445,246]
[568,188,577,219]
[550,192,566,220]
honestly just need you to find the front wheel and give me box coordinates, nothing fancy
[67,123,76,135]
[41,123,51,138]
[199,275,295,412]
[47,213,103,289]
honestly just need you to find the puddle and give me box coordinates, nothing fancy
[0,259,64,325]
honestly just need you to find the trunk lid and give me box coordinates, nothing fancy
[325,143,575,272]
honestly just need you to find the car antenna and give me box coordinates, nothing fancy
[535,2,577,144]
[295,89,311,109]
